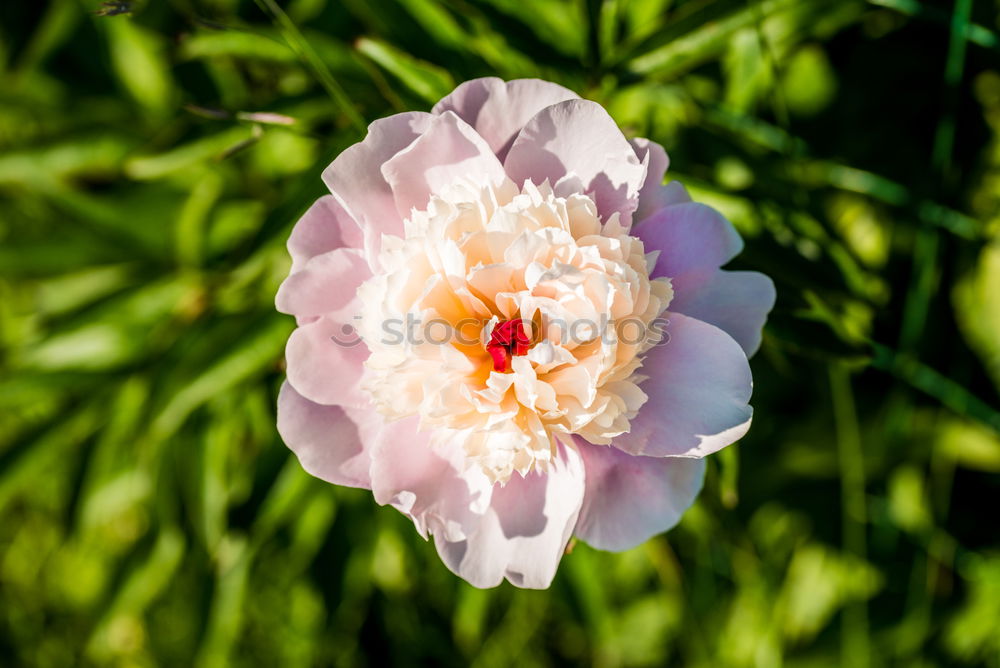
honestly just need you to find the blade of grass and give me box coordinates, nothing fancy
[624,0,856,79]
[872,344,1000,433]
[195,535,252,668]
[354,37,455,106]
[0,402,102,514]
[828,363,869,668]
[149,316,292,441]
[900,0,972,351]
[85,527,186,661]
[868,0,998,51]
[252,0,365,132]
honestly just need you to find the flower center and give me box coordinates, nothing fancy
[356,179,674,482]
[486,318,531,372]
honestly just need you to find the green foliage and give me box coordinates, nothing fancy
[1,0,999,665]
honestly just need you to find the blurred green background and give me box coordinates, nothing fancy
[2,0,1000,665]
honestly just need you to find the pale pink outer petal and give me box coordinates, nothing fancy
[321,112,434,254]
[369,424,585,589]
[368,418,477,538]
[669,269,776,357]
[634,188,774,356]
[503,99,647,226]
[431,77,580,161]
[275,248,371,319]
[573,440,705,551]
[614,312,753,458]
[286,195,364,273]
[635,201,744,280]
[657,180,694,208]
[381,111,508,218]
[630,137,671,223]
[277,382,376,489]
[434,442,585,589]
[284,315,370,408]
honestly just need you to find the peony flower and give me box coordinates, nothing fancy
[275,78,775,588]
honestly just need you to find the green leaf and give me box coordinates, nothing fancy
[102,16,176,116]
[475,0,587,59]
[781,44,837,116]
[722,28,769,113]
[0,135,132,187]
[0,403,102,514]
[944,555,1000,663]
[34,263,136,316]
[887,465,932,533]
[178,30,298,63]
[125,126,255,181]
[355,37,455,105]
[936,419,1000,472]
[779,544,883,643]
[195,535,252,668]
[953,238,1000,391]
[149,316,292,440]
[395,0,468,51]
[85,528,186,662]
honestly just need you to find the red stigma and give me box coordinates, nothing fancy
[487,319,531,372]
